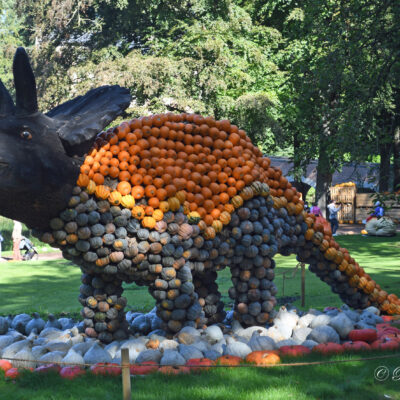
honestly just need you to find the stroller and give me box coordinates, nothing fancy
[19,237,39,261]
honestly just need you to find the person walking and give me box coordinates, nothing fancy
[12,220,22,261]
[327,200,341,236]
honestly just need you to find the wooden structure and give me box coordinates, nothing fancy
[355,194,400,223]
[330,186,357,223]
[330,186,400,223]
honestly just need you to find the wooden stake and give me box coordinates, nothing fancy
[121,348,131,400]
[301,263,306,307]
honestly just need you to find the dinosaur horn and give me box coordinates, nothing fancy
[13,47,38,115]
[0,79,15,117]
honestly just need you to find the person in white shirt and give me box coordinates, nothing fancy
[327,200,341,236]
[12,220,22,261]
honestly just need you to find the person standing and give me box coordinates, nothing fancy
[327,200,342,236]
[12,220,22,261]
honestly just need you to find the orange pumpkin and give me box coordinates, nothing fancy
[212,220,223,233]
[219,211,231,225]
[132,206,145,220]
[95,185,110,200]
[85,179,96,194]
[168,197,181,211]
[77,173,89,187]
[142,216,156,229]
[232,195,243,208]
[152,209,164,221]
[216,355,242,366]
[245,351,280,366]
[204,227,216,239]
[109,190,122,205]
[159,201,170,212]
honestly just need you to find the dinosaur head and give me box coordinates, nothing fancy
[0,48,131,228]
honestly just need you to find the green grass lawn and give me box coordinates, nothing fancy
[1,352,399,400]
[1,234,399,317]
[1,234,400,399]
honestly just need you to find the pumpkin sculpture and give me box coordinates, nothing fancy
[0,48,399,343]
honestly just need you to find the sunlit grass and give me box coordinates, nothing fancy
[0,234,399,317]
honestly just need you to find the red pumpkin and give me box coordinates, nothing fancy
[0,359,12,373]
[313,343,344,355]
[90,362,121,376]
[59,366,86,379]
[377,326,400,340]
[382,316,395,322]
[342,341,371,352]
[370,339,400,351]
[216,355,243,366]
[5,367,20,380]
[34,363,62,374]
[279,345,312,357]
[348,329,377,343]
[5,367,33,379]
[129,361,158,375]
[185,358,215,371]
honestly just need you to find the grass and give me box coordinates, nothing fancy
[0,352,400,400]
[0,234,399,317]
[1,234,400,399]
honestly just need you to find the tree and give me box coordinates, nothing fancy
[0,0,23,88]
[15,0,286,154]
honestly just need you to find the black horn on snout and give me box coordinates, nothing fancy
[13,47,38,115]
[0,79,15,117]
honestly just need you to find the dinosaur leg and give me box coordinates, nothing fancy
[193,270,226,325]
[148,255,203,334]
[296,238,370,309]
[79,271,128,343]
[229,256,277,326]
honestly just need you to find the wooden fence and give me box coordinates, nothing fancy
[329,188,400,223]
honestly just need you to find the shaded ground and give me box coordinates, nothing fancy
[0,251,62,262]
[333,223,399,235]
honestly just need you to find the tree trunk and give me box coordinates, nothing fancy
[315,143,332,218]
[292,131,310,201]
[393,125,400,191]
[379,141,391,192]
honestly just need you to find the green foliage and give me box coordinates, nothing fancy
[9,0,286,152]
[0,217,44,252]
[0,0,23,88]
[1,0,400,196]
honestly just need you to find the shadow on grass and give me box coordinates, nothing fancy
[0,235,399,317]
[1,354,399,400]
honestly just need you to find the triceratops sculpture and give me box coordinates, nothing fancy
[1,48,399,343]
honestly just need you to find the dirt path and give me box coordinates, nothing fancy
[0,251,63,262]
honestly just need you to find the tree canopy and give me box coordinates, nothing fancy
[1,0,399,207]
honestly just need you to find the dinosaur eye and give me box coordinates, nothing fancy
[20,131,32,140]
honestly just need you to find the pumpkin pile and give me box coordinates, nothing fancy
[34,113,399,342]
